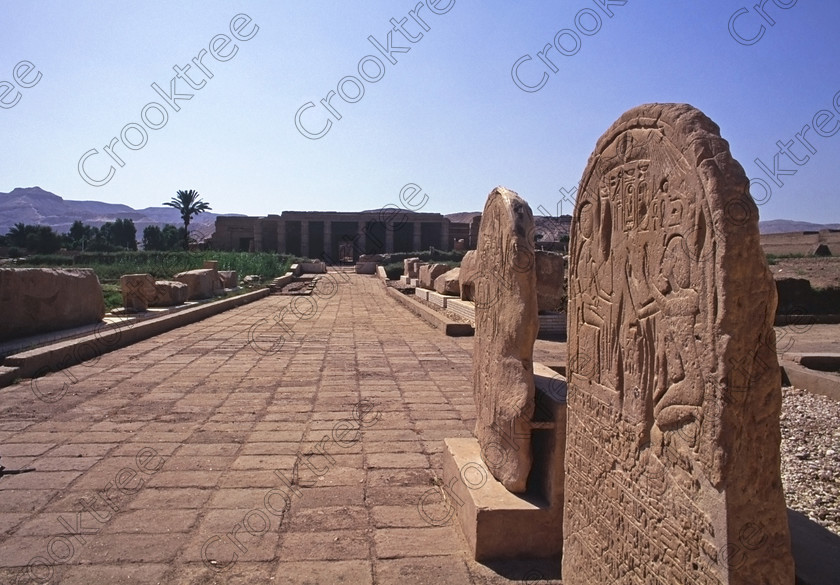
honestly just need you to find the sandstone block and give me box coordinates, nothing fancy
[151,280,189,306]
[0,268,104,341]
[219,270,238,288]
[434,267,461,296]
[119,273,157,312]
[404,257,421,278]
[419,263,449,290]
[459,250,478,301]
[173,269,216,300]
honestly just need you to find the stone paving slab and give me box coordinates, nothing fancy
[0,273,562,584]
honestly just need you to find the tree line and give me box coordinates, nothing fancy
[1,189,212,256]
[0,220,197,254]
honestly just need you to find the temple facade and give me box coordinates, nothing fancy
[211,210,453,260]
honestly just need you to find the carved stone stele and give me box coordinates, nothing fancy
[562,104,794,584]
[472,187,539,493]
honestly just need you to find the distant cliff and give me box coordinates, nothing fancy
[0,187,225,240]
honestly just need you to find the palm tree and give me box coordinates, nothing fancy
[7,223,34,248]
[163,189,211,250]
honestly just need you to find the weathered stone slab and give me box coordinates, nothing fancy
[173,269,216,300]
[472,187,538,493]
[535,251,565,312]
[563,103,793,584]
[219,270,238,288]
[434,267,461,296]
[459,250,478,301]
[120,273,157,312]
[404,257,421,278]
[151,280,189,306]
[419,264,449,290]
[299,261,326,273]
[355,262,376,274]
[0,268,104,341]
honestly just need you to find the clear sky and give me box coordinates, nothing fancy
[2,0,839,223]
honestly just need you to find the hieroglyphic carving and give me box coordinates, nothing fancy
[472,187,538,493]
[563,104,794,584]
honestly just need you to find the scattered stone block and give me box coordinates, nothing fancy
[359,253,386,263]
[0,268,104,341]
[459,250,478,301]
[355,262,376,274]
[219,270,238,288]
[419,264,449,290]
[414,288,429,302]
[173,269,216,300]
[151,280,189,306]
[404,257,421,278]
[472,186,538,493]
[119,273,157,312]
[300,261,326,273]
[203,260,219,271]
[535,251,565,312]
[434,267,461,296]
[563,103,794,584]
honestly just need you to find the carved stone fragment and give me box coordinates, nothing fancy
[472,187,539,493]
[562,103,794,584]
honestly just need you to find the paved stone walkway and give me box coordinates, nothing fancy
[0,274,562,584]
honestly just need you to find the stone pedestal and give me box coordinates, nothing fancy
[442,363,566,562]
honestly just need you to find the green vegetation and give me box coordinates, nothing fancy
[14,251,292,283]
[766,253,805,265]
[3,219,139,254]
[142,224,188,251]
[100,283,124,311]
[386,249,466,264]
[383,262,404,280]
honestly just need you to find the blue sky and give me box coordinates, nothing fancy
[2,0,839,223]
